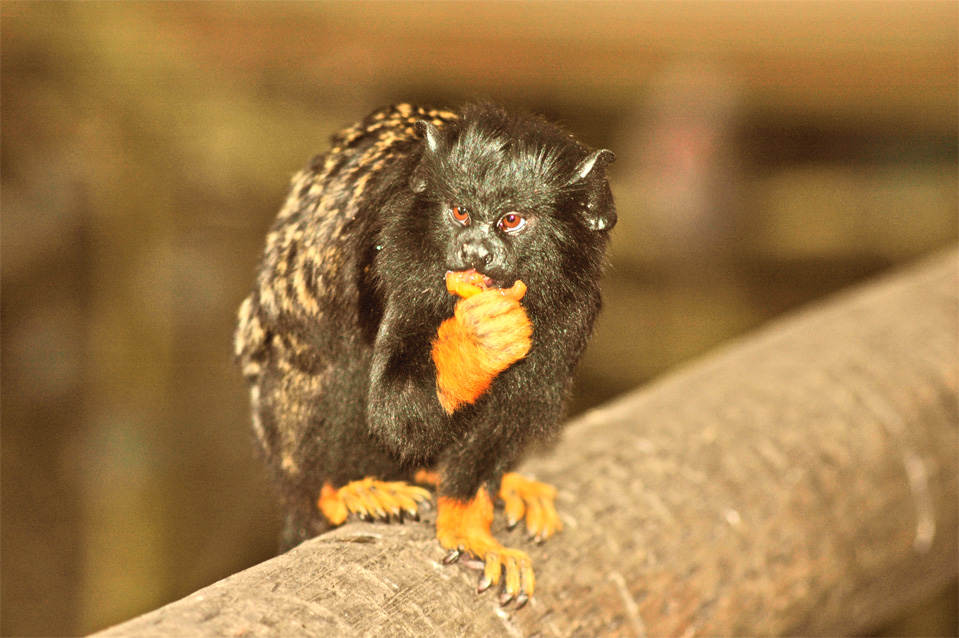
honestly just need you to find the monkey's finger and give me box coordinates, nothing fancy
[390,491,424,515]
[500,489,527,529]
[380,481,432,505]
[318,484,349,526]
[455,293,520,324]
[470,310,533,348]
[446,270,486,299]
[521,559,536,599]
[484,551,503,587]
[496,548,534,604]
[537,497,562,539]
[369,488,403,519]
[502,557,522,602]
[501,279,527,302]
[363,496,389,520]
[393,483,433,502]
[339,488,364,515]
[525,497,546,538]
[472,308,532,336]
[525,496,560,540]
[464,295,530,327]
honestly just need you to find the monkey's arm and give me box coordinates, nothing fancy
[367,305,458,463]
[367,277,532,461]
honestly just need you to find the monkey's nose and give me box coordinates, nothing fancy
[459,243,492,271]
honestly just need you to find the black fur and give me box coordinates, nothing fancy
[235,103,615,548]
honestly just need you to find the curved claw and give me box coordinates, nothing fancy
[477,575,493,593]
[514,593,529,609]
[443,549,463,564]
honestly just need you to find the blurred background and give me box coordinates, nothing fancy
[1,2,956,636]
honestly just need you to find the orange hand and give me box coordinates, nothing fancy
[432,280,532,414]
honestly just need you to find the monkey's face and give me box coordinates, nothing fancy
[438,201,537,288]
[415,160,613,299]
[387,104,616,310]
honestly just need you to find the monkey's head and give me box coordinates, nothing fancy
[380,104,616,317]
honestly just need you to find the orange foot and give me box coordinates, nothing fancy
[437,487,535,607]
[498,473,562,542]
[318,478,432,526]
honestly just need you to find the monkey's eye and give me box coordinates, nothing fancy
[498,213,527,233]
[449,204,470,226]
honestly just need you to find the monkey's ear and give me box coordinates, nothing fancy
[415,120,442,153]
[569,149,617,232]
[410,120,443,193]
[571,149,615,183]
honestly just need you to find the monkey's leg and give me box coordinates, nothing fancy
[318,478,432,525]
[498,473,562,541]
[437,487,535,607]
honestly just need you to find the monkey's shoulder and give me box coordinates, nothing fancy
[304,104,460,209]
[261,104,459,292]
[238,105,458,373]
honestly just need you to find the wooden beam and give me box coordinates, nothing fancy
[94,248,958,637]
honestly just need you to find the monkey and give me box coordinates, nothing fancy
[235,102,615,607]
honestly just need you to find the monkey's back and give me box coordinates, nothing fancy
[236,104,458,378]
[234,105,459,514]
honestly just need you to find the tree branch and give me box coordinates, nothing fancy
[95,248,958,638]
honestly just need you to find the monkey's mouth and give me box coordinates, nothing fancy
[448,269,506,291]
[473,270,515,291]
[477,270,520,291]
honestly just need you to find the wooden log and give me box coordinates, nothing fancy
[94,248,958,637]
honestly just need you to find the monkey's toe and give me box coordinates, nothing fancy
[481,545,535,605]
[319,478,432,525]
[498,473,562,541]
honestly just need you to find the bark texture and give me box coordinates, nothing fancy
[95,248,958,638]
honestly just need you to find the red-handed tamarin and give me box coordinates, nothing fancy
[235,103,615,607]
